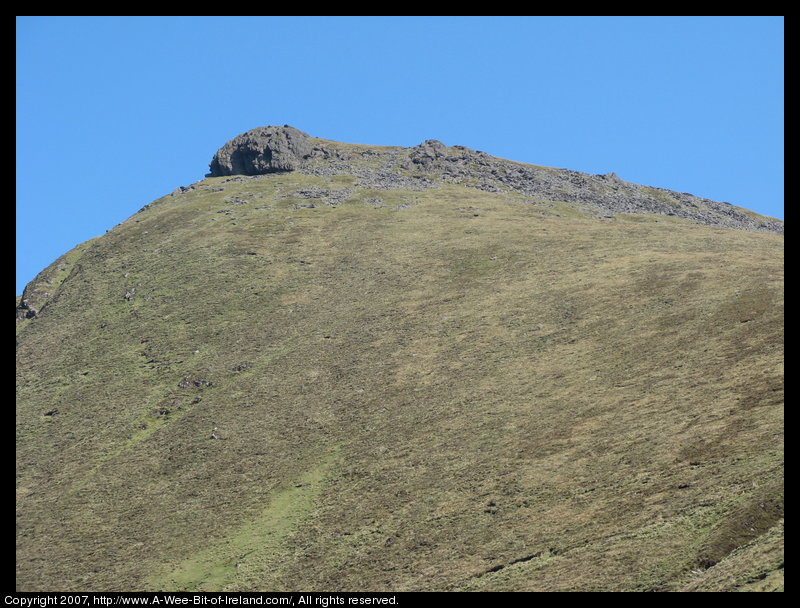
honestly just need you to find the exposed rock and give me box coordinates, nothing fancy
[16,297,36,321]
[410,139,448,169]
[203,126,782,234]
[16,257,74,322]
[285,187,355,206]
[208,125,314,176]
[353,170,438,191]
[178,375,213,389]
[171,185,196,196]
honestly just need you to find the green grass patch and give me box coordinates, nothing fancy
[148,452,338,591]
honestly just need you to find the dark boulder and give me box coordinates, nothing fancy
[208,125,313,176]
[409,139,448,170]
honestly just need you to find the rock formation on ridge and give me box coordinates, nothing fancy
[205,125,783,234]
[208,125,314,176]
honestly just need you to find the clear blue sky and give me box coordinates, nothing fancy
[17,16,784,295]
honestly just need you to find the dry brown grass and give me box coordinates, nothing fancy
[16,174,783,591]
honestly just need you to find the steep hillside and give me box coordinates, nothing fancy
[16,127,783,591]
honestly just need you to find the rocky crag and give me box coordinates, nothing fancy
[208,125,783,233]
[17,125,782,324]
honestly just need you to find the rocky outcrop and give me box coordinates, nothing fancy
[206,126,783,234]
[409,139,448,170]
[208,125,313,176]
[16,256,72,322]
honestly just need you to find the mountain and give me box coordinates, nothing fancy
[16,126,783,592]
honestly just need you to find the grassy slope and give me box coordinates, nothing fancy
[16,172,783,591]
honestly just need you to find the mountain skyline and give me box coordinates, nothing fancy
[16,125,784,591]
[16,16,784,295]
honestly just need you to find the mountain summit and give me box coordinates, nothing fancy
[16,127,783,591]
[208,125,781,233]
[209,125,314,176]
